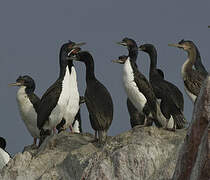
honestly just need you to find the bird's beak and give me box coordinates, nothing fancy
[116,41,127,46]
[168,43,183,48]
[73,42,86,48]
[8,82,22,86]
[112,59,123,64]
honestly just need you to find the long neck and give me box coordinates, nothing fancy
[128,47,138,62]
[85,57,96,82]
[59,53,68,79]
[129,57,139,73]
[148,49,158,81]
[68,60,73,74]
[148,49,157,70]
[186,47,197,70]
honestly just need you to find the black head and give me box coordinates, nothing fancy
[9,75,35,92]
[112,55,128,64]
[139,44,156,54]
[70,51,93,64]
[0,137,6,150]
[60,41,76,60]
[59,41,86,62]
[117,37,138,50]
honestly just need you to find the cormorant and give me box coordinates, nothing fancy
[169,40,206,103]
[9,75,40,145]
[139,44,186,130]
[37,41,85,146]
[112,55,162,127]
[179,39,208,77]
[116,37,150,127]
[70,50,114,144]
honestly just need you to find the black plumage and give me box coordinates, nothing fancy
[127,99,146,127]
[71,51,113,144]
[0,137,6,150]
[139,44,186,129]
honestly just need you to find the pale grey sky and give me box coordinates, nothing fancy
[1,0,210,155]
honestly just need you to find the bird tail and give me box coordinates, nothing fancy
[98,130,107,144]
[173,112,187,129]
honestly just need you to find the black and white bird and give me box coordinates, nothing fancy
[116,38,149,127]
[70,50,113,144]
[0,137,11,170]
[169,40,206,103]
[37,41,85,145]
[56,96,85,133]
[112,54,163,127]
[139,43,186,130]
[9,75,40,145]
[59,43,85,133]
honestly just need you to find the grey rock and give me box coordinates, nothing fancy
[0,127,186,180]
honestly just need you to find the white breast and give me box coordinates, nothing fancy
[16,87,40,138]
[181,59,197,103]
[122,58,147,113]
[0,148,10,170]
[47,67,71,130]
[63,66,80,129]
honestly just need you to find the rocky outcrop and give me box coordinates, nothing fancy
[0,126,186,180]
[172,76,210,180]
[3,76,210,180]
[2,76,210,180]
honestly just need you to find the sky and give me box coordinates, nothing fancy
[0,0,210,155]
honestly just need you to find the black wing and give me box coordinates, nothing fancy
[28,93,41,114]
[37,80,62,129]
[162,80,184,111]
[133,71,157,113]
[85,79,113,130]
[151,79,184,112]
[127,98,145,127]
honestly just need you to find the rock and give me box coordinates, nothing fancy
[172,76,210,180]
[0,127,186,180]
